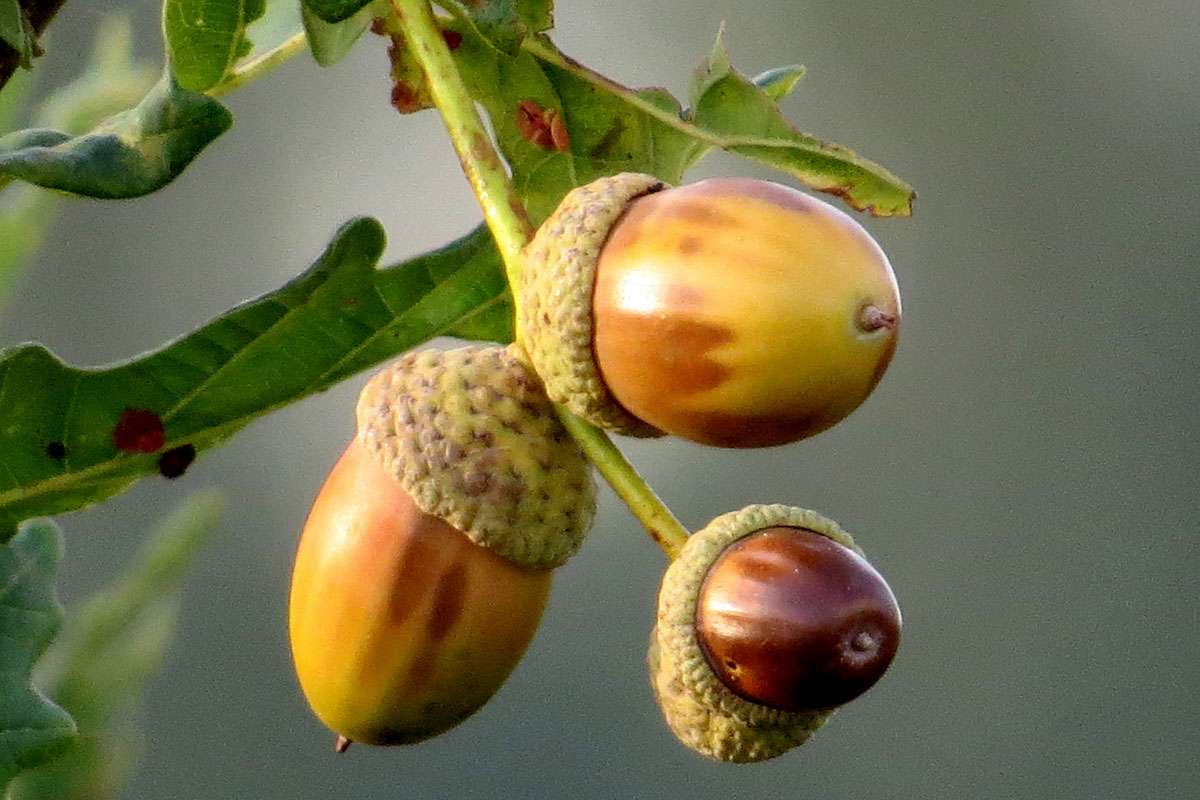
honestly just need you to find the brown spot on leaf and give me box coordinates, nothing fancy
[113,408,166,454]
[589,119,626,159]
[516,99,568,152]
[441,29,463,50]
[386,34,433,114]
[391,81,428,114]
[158,444,196,479]
[516,100,548,146]
[548,111,570,152]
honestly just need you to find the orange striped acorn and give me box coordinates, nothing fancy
[522,174,901,448]
[289,346,595,749]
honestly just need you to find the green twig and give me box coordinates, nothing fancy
[390,0,531,314]
[556,410,688,560]
[390,0,690,559]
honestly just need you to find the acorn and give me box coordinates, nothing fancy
[289,345,595,748]
[523,174,901,448]
[649,505,901,762]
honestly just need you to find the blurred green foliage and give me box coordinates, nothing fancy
[9,492,222,800]
[0,14,155,306]
[0,520,75,788]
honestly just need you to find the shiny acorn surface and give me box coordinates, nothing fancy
[592,178,900,448]
[289,439,551,746]
[695,526,901,711]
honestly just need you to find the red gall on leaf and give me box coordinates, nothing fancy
[113,408,166,454]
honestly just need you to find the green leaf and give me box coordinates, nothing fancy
[0,220,510,538]
[451,26,913,219]
[0,0,33,71]
[684,31,913,215]
[302,0,374,25]
[0,520,76,789]
[449,29,692,223]
[163,0,268,92]
[304,0,381,67]
[0,68,231,198]
[436,0,553,54]
[9,493,222,800]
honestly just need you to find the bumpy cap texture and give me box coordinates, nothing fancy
[650,504,860,761]
[356,345,596,570]
[522,172,667,437]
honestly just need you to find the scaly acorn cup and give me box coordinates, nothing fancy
[289,345,596,749]
[523,174,901,448]
[522,172,668,437]
[650,505,901,762]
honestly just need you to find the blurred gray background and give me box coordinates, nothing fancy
[2,0,1197,797]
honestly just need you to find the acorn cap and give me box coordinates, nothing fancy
[522,173,668,437]
[356,345,596,570]
[650,504,860,761]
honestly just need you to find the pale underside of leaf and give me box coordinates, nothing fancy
[8,493,222,800]
[0,70,231,198]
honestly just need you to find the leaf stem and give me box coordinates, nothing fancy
[207,32,309,99]
[389,0,690,559]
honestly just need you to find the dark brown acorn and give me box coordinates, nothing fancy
[650,504,901,762]
[695,525,901,712]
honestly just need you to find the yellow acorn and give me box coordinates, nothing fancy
[523,174,900,447]
[289,345,595,748]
